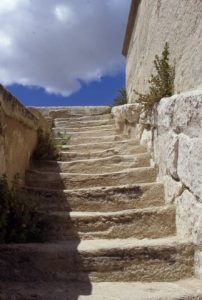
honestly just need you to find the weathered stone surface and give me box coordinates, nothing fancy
[153,132,179,180]
[47,206,176,241]
[162,175,183,204]
[59,144,147,161]
[195,249,202,280]
[27,182,165,212]
[26,166,157,189]
[37,106,112,119]
[112,104,141,134]
[1,279,202,300]
[0,238,194,282]
[156,91,202,138]
[176,190,202,245]
[0,85,51,185]
[178,134,202,200]
[125,0,202,100]
[32,153,150,174]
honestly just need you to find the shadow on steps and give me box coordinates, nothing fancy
[0,160,92,300]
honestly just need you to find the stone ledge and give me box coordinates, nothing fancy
[0,84,38,129]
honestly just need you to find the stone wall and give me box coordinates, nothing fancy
[112,91,202,278]
[123,0,202,101]
[0,85,48,186]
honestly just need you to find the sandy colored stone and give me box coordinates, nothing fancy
[32,153,150,174]
[47,205,176,241]
[27,182,165,212]
[178,134,202,200]
[0,238,194,282]
[162,175,183,204]
[26,166,157,189]
[37,106,112,119]
[125,0,202,100]
[176,189,202,245]
[1,279,202,300]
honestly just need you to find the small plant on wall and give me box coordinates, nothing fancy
[0,174,46,243]
[113,88,127,106]
[134,42,175,114]
[33,128,59,160]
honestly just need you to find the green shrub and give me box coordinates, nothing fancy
[113,88,127,106]
[134,42,175,114]
[0,174,46,243]
[56,132,71,146]
[33,128,59,160]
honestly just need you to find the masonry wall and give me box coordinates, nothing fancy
[0,85,39,185]
[112,91,202,278]
[125,0,202,102]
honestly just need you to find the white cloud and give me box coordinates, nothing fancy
[54,5,74,23]
[0,0,130,96]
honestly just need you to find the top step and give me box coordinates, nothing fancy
[35,106,112,119]
[54,118,114,128]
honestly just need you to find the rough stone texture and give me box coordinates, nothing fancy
[112,104,140,135]
[111,92,202,279]
[0,238,194,283]
[27,183,165,212]
[178,134,202,200]
[195,249,202,280]
[37,106,111,119]
[1,106,199,296]
[1,280,202,300]
[162,175,183,204]
[176,190,202,245]
[125,0,202,101]
[0,85,50,185]
[47,206,176,241]
[0,86,36,184]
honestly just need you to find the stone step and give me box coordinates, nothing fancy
[54,113,112,122]
[26,182,165,212]
[53,124,114,132]
[47,206,176,241]
[0,238,194,282]
[1,279,202,300]
[59,139,140,152]
[55,135,123,145]
[53,128,116,138]
[31,154,150,174]
[26,167,157,190]
[58,145,147,161]
[54,118,114,128]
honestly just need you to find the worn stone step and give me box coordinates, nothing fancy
[47,206,176,241]
[26,167,157,189]
[1,279,202,300]
[53,112,112,122]
[0,238,194,282]
[26,183,165,212]
[59,139,140,152]
[53,128,116,139]
[53,124,114,132]
[55,135,123,145]
[32,154,150,173]
[54,118,114,128]
[58,145,147,161]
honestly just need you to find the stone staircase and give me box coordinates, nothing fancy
[0,108,202,299]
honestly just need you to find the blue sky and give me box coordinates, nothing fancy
[0,0,130,106]
[7,73,125,106]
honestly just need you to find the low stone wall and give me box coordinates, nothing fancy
[0,85,48,186]
[112,91,202,278]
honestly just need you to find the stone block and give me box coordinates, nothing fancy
[178,134,202,200]
[176,189,202,244]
